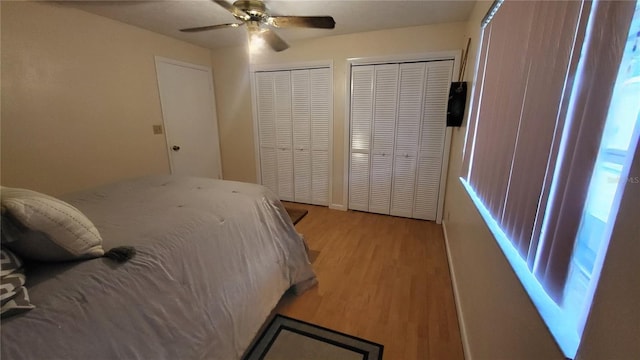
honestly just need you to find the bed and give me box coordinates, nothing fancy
[0,175,316,359]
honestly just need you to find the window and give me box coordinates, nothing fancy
[564,1,640,337]
[461,0,639,358]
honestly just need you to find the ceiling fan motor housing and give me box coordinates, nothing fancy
[233,0,268,19]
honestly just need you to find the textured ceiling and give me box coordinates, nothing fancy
[61,0,476,50]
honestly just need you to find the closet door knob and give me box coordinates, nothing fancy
[172,145,181,152]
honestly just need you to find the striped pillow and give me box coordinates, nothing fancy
[0,249,34,318]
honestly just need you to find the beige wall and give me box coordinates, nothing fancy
[443,1,640,359]
[1,1,212,195]
[209,44,256,183]
[211,22,467,206]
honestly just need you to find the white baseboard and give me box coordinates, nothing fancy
[329,203,347,211]
[442,220,472,360]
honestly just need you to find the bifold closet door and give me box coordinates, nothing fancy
[255,72,278,194]
[255,71,293,200]
[291,68,330,206]
[369,64,399,214]
[390,63,426,218]
[274,72,294,201]
[310,68,330,206]
[348,60,453,220]
[349,64,410,215]
[413,61,453,220]
[349,66,374,212]
[256,67,330,205]
[292,70,312,204]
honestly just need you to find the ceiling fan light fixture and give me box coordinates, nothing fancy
[249,32,266,52]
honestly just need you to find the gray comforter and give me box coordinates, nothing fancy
[1,176,316,360]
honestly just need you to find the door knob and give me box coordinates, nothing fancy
[172,145,181,151]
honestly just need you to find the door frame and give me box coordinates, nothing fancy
[154,56,223,179]
[249,60,334,204]
[344,50,461,223]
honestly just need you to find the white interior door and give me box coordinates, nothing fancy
[155,57,222,179]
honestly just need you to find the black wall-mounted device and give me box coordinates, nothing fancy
[447,82,467,127]
[447,37,471,127]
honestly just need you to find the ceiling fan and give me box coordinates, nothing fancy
[180,0,336,52]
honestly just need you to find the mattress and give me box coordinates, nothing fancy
[0,175,316,359]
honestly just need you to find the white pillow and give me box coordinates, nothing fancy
[1,187,103,261]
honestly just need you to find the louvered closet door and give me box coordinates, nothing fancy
[292,70,311,204]
[349,66,374,211]
[310,68,330,206]
[256,72,278,194]
[274,72,294,201]
[390,63,427,217]
[368,64,399,215]
[414,61,453,220]
[256,67,331,206]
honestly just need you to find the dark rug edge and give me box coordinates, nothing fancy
[243,314,384,360]
[285,207,309,225]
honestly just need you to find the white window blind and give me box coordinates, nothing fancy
[463,0,585,269]
[461,0,637,357]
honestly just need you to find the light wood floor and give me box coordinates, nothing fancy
[276,203,464,360]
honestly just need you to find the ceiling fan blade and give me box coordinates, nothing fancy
[180,23,243,33]
[261,28,289,52]
[213,0,250,21]
[268,16,335,29]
